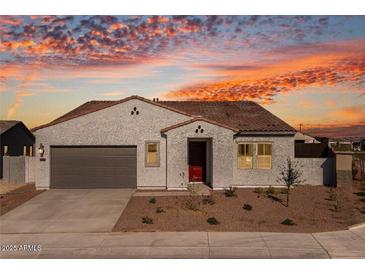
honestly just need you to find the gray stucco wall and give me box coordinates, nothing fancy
[296,157,336,186]
[33,99,190,189]
[2,156,36,183]
[164,121,234,189]
[233,136,295,186]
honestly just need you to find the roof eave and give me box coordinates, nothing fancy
[161,117,239,133]
[235,130,296,136]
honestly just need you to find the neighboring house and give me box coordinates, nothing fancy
[294,132,320,144]
[31,95,300,189]
[329,137,363,152]
[0,120,35,178]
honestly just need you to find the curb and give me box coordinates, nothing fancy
[349,222,365,230]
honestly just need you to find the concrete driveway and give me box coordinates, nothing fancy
[0,189,134,233]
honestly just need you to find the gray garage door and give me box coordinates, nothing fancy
[50,146,137,188]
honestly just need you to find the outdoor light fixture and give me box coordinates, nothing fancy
[38,143,45,157]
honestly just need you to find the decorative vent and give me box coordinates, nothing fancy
[195,125,204,133]
[131,106,140,115]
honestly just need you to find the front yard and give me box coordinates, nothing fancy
[0,183,45,216]
[113,181,365,233]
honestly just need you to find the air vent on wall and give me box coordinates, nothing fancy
[195,125,204,134]
[131,106,140,115]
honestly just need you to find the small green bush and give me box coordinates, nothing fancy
[281,218,296,226]
[243,203,253,211]
[149,197,156,204]
[253,187,263,194]
[354,192,365,197]
[207,217,220,225]
[142,216,153,224]
[156,207,165,213]
[265,186,275,195]
[224,186,237,197]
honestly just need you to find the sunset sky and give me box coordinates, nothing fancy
[0,15,364,136]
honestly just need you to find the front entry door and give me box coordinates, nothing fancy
[188,141,206,182]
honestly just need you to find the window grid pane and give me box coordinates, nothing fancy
[257,144,272,169]
[148,144,157,153]
[238,144,253,169]
[147,151,157,164]
[146,142,159,166]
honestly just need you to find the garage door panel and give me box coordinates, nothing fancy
[51,160,136,169]
[51,146,137,188]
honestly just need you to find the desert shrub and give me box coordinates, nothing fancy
[202,195,215,205]
[224,186,237,197]
[149,197,156,204]
[207,217,220,225]
[254,188,264,198]
[354,192,365,197]
[156,207,165,213]
[254,187,263,194]
[184,198,200,211]
[354,154,365,182]
[183,183,201,211]
[281,218,296,226]
[242,203,252,211]
[329,187,337,201]
[265,186,275,195]
[142,216,153,224]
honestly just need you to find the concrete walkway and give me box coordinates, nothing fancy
[1,226,365,258]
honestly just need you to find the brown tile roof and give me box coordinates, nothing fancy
[32,96,295,133]
[158,100,295,133]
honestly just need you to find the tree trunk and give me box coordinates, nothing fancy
[286,187,290,207]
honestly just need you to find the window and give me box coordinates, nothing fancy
[237,143,253,169]
[23,145,27,156]
[145,142,160,167]
[257,143,272,169]
[3,145,8,156]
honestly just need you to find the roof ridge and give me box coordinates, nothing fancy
[158,100,254,103]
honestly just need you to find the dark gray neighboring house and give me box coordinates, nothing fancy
[0,120,35,178]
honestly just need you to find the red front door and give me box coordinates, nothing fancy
[188,141,206,182]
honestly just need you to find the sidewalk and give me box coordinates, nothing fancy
[1,226,365,258]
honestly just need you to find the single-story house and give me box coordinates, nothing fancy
[0,120,35,179]
[294,132,320,144]
[329,137,363,152]
[30,95,319,189]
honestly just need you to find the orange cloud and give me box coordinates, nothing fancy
[165,39,365,103]
[333,106,365,122]
[6,91,35,118]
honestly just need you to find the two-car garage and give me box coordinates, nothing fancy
[50,146,137,188]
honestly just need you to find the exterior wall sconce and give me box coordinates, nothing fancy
[38,143,45,157]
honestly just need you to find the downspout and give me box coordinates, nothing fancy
[162,133,168,189]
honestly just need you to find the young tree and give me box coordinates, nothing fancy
[277,157,305,207]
